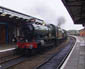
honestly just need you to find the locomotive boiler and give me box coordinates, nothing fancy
[16,22,57,54]
[15,21,67,55]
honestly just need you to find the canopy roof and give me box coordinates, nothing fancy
[0,6,43,25]
[62,0,85,25]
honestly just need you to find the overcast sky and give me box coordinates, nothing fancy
[0,0,84,30]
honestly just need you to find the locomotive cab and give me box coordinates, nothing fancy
[17,23,37,49]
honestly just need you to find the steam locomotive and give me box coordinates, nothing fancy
[15,21,67,55]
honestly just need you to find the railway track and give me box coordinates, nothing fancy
[36,37,76,69]
[0,37,75,69]
[0,49,26,69]
[0,56,26,69]
[8,37,75,69]
[0,48,15,58]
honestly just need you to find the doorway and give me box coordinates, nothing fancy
[0,24,7,44]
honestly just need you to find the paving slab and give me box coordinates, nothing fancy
[61,36,85,69]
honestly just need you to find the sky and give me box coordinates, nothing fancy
[0,0,84,30]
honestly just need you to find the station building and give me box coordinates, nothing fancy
[0,6,43,44]
[79,28,85,36]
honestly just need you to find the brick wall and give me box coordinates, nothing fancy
[80,29,85,36]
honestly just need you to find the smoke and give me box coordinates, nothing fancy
[1,0,83,30]
[0,0,66,26]
[57,16,66,27]
[23,2,59,25]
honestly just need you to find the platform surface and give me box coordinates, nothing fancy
[61,36,85,69]
[0,44,16,52]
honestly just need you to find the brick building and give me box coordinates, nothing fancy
[80,28,85,36]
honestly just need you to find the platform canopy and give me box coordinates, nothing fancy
[0,6,43,25]
[62,0,85,25]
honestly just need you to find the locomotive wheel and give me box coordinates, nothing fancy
[24,49,36,56]
[24,49,31,56]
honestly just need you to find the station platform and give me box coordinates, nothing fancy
[61,36,85,69]
[0,44,16,52]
